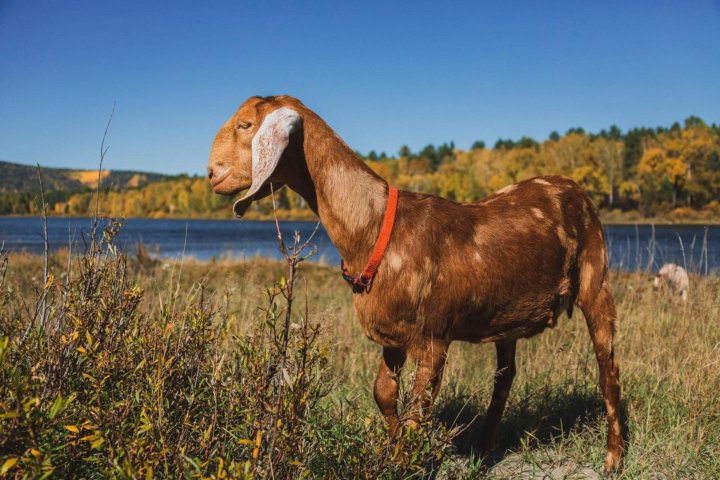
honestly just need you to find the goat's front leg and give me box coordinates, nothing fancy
[478,340,517,457]
[374,346,406,435]
[408,340,448,422]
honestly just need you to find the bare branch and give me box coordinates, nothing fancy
[92,103,116,242]
[36,163,49,329]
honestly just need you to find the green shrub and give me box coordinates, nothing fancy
[0,221,455,479]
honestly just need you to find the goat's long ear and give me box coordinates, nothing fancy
[232,107,301,218]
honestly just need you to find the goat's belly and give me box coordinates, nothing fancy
[456,323,549,343]
[453,306,562,343]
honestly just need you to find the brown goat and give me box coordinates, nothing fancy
[207,95,623,473]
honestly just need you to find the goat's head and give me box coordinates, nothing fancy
[207,95,305,217]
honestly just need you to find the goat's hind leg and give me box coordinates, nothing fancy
[477,340,517,458]
[580,285,623,474]
[374,347,406,435]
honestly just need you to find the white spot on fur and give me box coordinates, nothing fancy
[531,208,545,219]
[474,226,485,246]
[533,178,552,186]
[386,251,403,272]
[496,183,517,195]
[406,258,435,304]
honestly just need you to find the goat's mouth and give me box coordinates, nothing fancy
[211,173,251,196]
[210,169,232,188]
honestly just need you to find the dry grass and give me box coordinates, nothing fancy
[1,239,719,478]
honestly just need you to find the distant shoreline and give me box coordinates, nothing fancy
[1,213,719,226]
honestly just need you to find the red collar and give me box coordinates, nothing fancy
[341,185,399,291]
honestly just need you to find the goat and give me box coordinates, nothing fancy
[207,95,624,473]
[654,263,689,302]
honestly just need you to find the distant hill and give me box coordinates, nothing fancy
[0,160,168,193]
[2,115,719,221]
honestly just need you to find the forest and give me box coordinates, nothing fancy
[2,117,719,222]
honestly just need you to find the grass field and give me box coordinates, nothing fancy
[1,225,718,478]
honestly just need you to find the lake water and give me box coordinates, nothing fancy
[0,217,718,275]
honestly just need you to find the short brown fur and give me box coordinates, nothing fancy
[208,95,624,473]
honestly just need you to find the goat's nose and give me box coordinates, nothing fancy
[207,167,214,180]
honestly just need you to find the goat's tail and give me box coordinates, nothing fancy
[575,198,617,334]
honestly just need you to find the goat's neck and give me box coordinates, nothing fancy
[295,115,388,265]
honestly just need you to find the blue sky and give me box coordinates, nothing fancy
[1,1,719,175]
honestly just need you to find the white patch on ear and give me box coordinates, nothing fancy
[251,107,301,184]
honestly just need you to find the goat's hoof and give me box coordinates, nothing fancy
[602,450,622,476]
[473,444,494,472]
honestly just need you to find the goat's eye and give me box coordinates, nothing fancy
[237,121,252,130]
